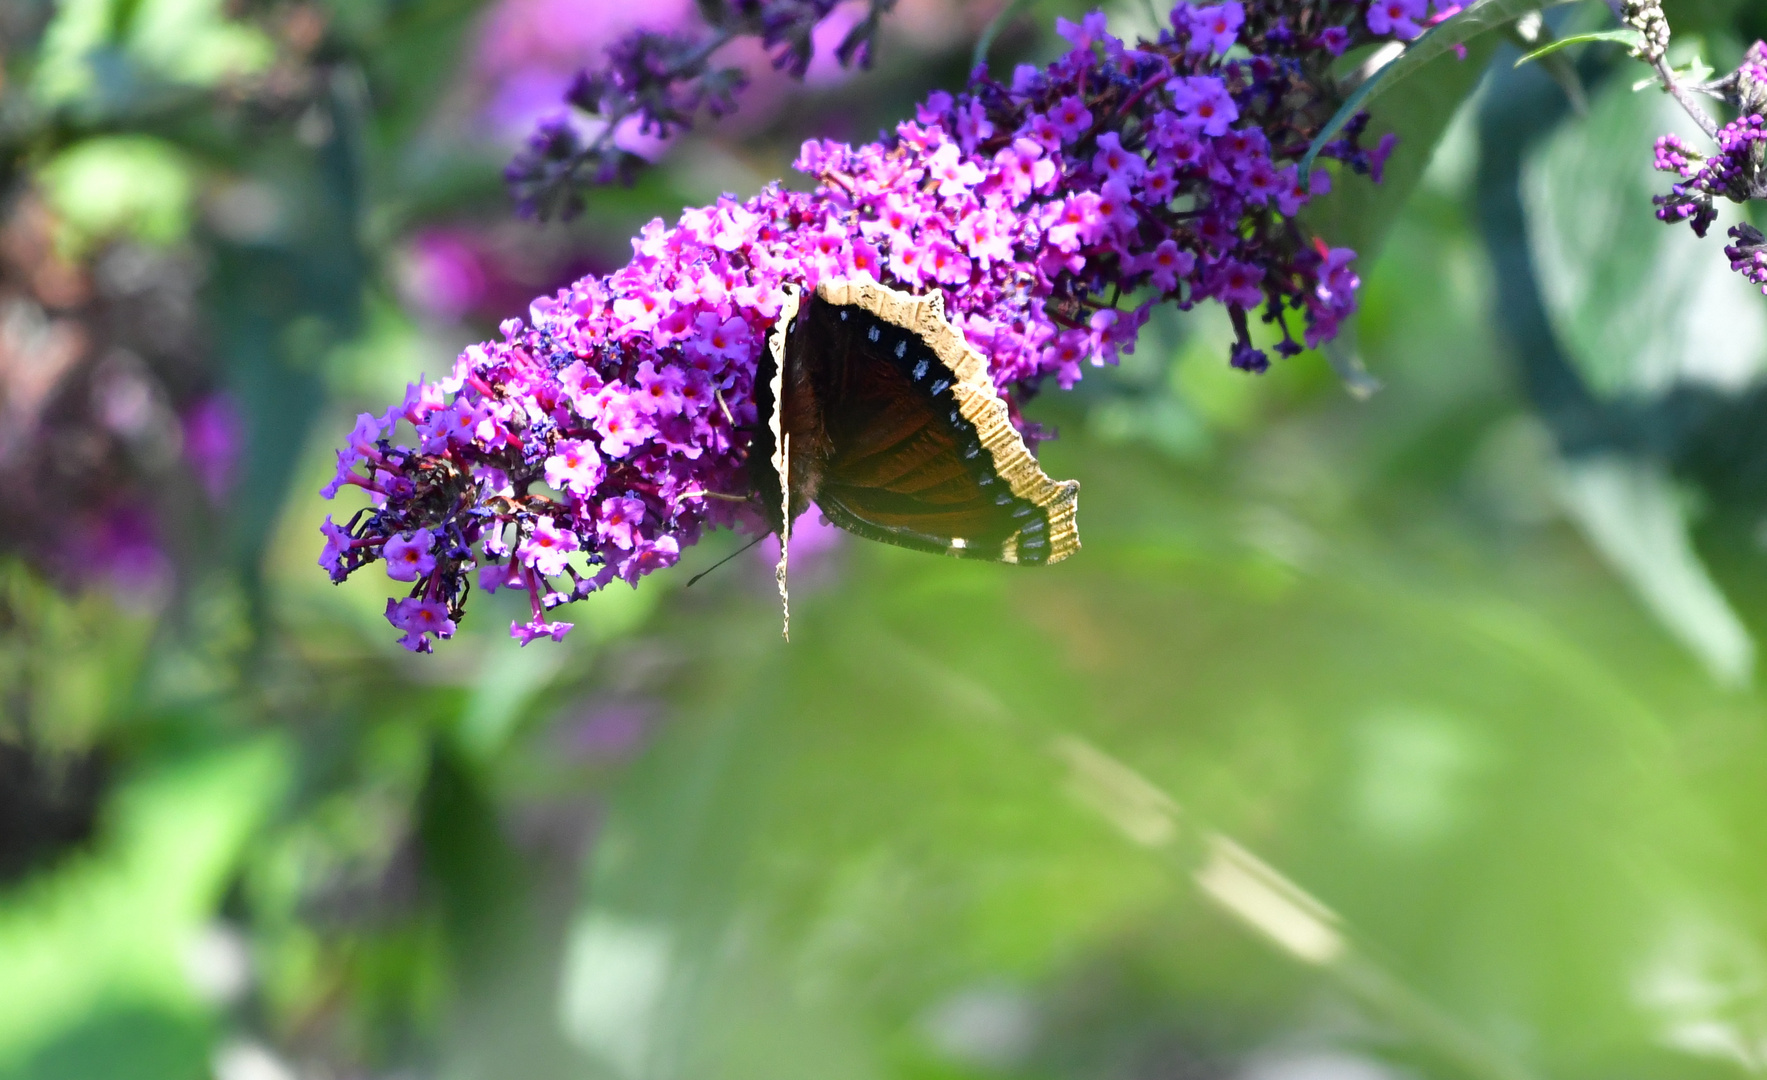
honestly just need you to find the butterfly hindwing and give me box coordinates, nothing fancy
[792,278,1080,566]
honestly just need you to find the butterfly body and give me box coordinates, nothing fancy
[750,277,1079,567]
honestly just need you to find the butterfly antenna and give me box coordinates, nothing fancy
[685,533,768,588]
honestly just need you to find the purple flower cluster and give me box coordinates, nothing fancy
[506,0,893,218]
[1652,114,1767,238]
[1651,41,1767,286]
[326,0,1420,652]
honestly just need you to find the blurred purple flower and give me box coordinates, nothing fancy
[560,698,658,760]
[399,230,492,321]
[67,504,172,602]
[182,394,240,502]
[504,0,897,218]
[757,510,845,579]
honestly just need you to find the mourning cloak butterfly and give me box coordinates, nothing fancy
[750,276,1080,636]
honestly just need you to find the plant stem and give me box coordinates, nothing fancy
[1654,54,1721,139]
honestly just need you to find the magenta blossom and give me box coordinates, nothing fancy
[1187,3,1246,56]
[384,529,438,581]
[181,395,240,502]
[545,438,605,494]
[1365,0,1428,40]
[387,597,457,653]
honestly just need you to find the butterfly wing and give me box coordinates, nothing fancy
[800,279,1079,566]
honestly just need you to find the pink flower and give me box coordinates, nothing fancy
[392,379,446,425]
[1023,111,1063,152]
[953,98,996,152]
[1045,329,1089,388]
[614,533,680,585]
[680,370,716,416]
[847,238,885,278]
[478,560,522,593]
[545,438,605,496]
[347,412,385,460]
[520,516,576,576]
[634,359,686,416]
[925,241,973,285]
[1240,157,1282,204]
[956,209,1014,265]
[593,386,654,457]
[386,596,455,652]
[1048,95,1093,143]
[384,529,437,581]
[1159,127,1207,170]
[1140,167,1178,204]
[1316,247,1359,304]
[1055,11,1110,50]
[1366,0,1427,40]
[558,360,604,414]
[512,617,573,645]
[319,515,353,580]
[1172,76,1239,136]
[421,399,490,453]
[887,241,928,287]
[327,0,1397,651]
[612,288,666,331]
[860,193,921,246]
[1092,132,1147,184]
[995,138,1057,202]
[673,268,728,309]
[1046,192,1099,251]
[689,312,753,364]
[1276,166,1321,215]
[1187,3,1245,55]
[1091,179,1138,241]
[927,142,986,198]
[710,200,758,251]
[598,495,646,551]
[1212,258,1267,308]
[1140,239,1196,292]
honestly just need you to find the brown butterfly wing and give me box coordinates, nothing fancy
[797,291,1063,564]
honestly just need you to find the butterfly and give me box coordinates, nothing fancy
[749,275,1080,636]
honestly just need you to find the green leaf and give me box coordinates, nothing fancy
[1300,0,1581,183]
[0,742,289,1063]
[1298,33,1497,265]
[1513,28,1643,67]
[1520,76,1767,399]
[37,136,196,253]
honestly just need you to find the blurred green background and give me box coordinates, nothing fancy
[7,1,1767,1078]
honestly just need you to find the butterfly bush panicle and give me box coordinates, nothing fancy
[327,0,1430,652]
